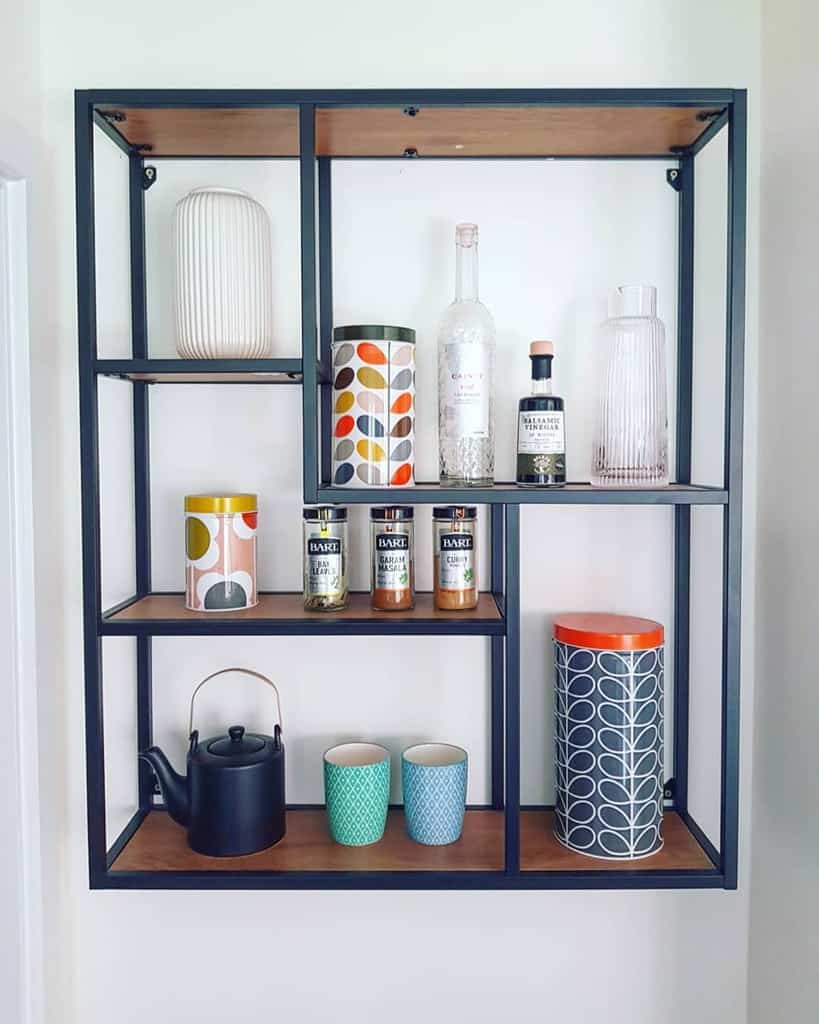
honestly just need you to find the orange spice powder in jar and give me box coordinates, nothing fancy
[370,506,415,611]
[433,506,478,611]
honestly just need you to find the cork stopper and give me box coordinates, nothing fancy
[530,341,554,357]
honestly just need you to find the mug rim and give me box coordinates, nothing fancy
[402,742,467,767]
[324,741,389,768]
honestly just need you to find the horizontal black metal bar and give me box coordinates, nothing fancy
[99,867,723,890]
[106,808,148,869]
[82,87,738,109]
[95,358,304,382]
[317,483,729,505]
[679,810,720,869]
[149,153,677,163]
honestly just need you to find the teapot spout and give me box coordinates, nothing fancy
[139,747,189,827]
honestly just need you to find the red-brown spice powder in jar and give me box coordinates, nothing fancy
[370,506,414,611]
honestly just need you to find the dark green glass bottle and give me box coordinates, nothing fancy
[516,340,566,487]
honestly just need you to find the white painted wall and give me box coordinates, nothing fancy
[748,2,819,1021]
[28,2,760,1022]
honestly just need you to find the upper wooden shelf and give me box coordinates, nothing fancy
[95,103,724,159]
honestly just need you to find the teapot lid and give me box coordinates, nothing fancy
[207,725,266,759]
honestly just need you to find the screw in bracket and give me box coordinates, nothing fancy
[102,110,127,123]
[403,147,419,159]
[666,167,682,192]
[403,106,420,117]
[142,165,157,191]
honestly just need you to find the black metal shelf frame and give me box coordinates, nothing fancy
[75,88,746,891]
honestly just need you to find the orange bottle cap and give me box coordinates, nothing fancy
[530,340,554,357]
[553,612,664,651]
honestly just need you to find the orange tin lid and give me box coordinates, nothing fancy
[553,613,664,651]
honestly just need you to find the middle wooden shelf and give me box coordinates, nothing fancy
[101,591,505,637]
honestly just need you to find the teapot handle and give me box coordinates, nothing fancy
[188,667,283,739]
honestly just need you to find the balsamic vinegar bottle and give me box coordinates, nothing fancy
[516,341,566,487]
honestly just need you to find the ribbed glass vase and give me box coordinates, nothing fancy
[591,285,669,487]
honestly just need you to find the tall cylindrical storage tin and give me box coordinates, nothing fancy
[331,325,415,487]
[553,613,664,860]
[185,494,258,611]
[174,187,273,359]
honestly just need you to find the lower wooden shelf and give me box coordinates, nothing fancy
[111,808,504,873]
[109,808,711,877]
[520,810,713,872]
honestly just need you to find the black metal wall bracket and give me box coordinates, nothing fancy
[666,167,683,191]
[142,166,157,191]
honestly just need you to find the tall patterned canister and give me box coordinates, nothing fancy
[553,613,664,860]
[331,325,415,487]
[185,494,258,611]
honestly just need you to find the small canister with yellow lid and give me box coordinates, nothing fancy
[185,493,258,611]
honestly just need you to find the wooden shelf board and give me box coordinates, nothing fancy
[317,482,729,506]
[111,809,505,873]
[110,809,711,875]
[103,591,503,629]
[520,811,713,872]
[97,104,719,158]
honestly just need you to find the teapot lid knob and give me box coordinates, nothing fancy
[229,725,245,744]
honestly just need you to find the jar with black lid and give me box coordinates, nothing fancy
[370,506,414,611]
[303,506,348,611]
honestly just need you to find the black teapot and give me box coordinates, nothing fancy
[140,668,285,857]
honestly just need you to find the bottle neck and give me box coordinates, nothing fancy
[455,241,479,301]
[530,355,553,395]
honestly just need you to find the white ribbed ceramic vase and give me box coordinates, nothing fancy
[174,187,273,359]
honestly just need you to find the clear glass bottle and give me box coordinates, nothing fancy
[591,285,669,487]
[432,506,478,610]
[437,223,496,486]
[303,506,348,611]
[516,341,566,487]
[370,506,414,611]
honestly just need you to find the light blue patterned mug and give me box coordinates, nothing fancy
[402,743,468,846]
[324,742,390,846]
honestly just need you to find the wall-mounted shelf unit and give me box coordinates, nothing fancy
[76,87,746,891]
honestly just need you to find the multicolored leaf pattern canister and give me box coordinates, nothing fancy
[331,326,415,487]
[185,494,258,611]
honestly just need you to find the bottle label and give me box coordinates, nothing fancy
[438,533,475,591]
[307,537,343,596]
[442,343,490,438]
[375,533,410,590]
[518,410,565,455]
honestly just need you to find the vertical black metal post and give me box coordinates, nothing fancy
[318,158,333,487]
[721,92,746,890]
[490,504,505,810]
[673,154,694,814]
[129,153,154,812]
[75,93,107,885]
[504,503,520,872]
[300,105,319,503]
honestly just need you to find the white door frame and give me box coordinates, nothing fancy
[0,164,44,1024]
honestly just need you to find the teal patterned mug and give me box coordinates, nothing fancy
[324,743,391,846]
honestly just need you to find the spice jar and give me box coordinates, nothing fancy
[185,493,258,611]
[433,506,478,610]
[370,506,414,611]
[303,506,348,611]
